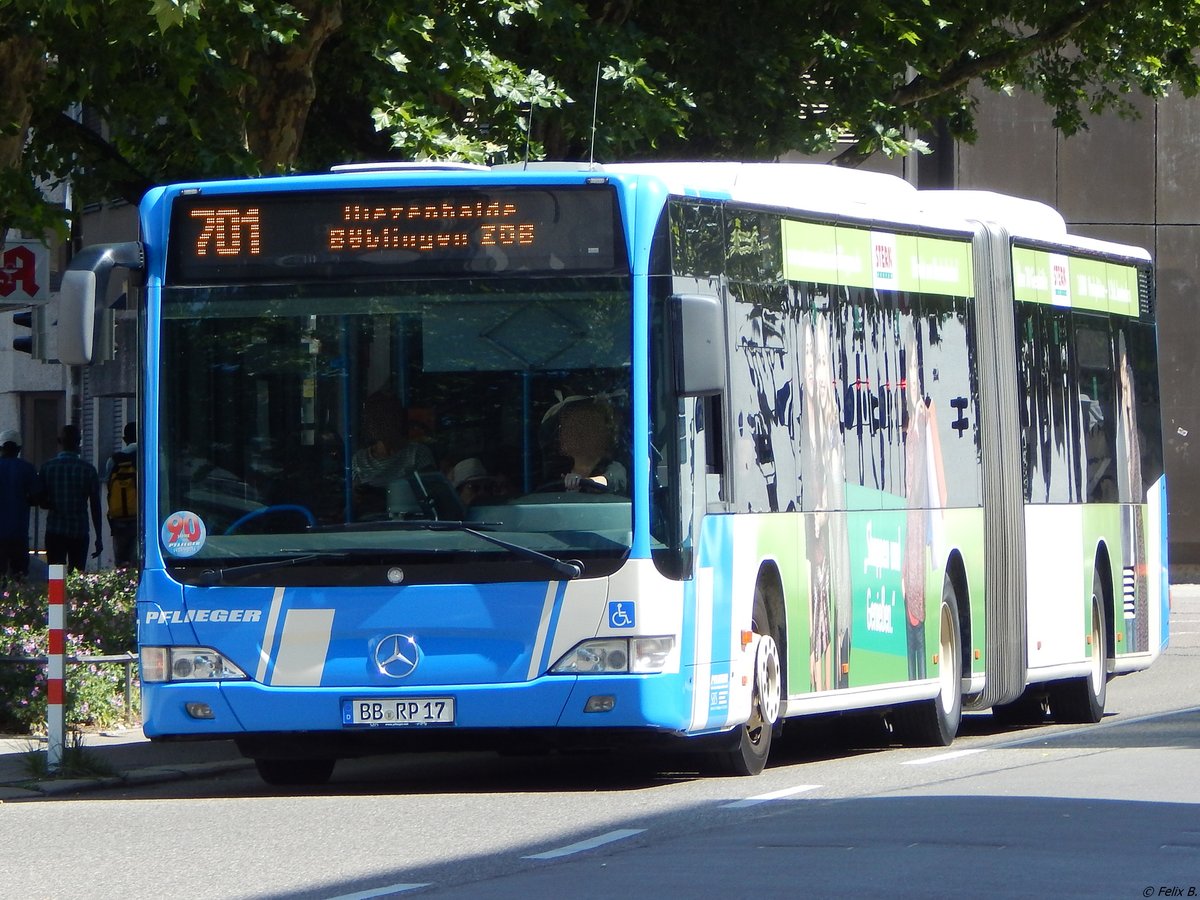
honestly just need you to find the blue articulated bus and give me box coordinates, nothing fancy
[61,162,1167,785]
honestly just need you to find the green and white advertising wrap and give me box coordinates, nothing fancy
[685,215,1159,735]
[782,221,974,298]
[1012,247,1139,316]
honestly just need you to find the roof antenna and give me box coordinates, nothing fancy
[522,102,533,170]
[588,61,601,170]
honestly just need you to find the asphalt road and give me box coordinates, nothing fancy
[2,588,1198,899]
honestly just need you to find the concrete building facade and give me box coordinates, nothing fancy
[955,89,1200,574]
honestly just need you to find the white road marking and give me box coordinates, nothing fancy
[324,883,432,899]
[903,748,988,766]
[721,784,821,808]
[523,828,646,860]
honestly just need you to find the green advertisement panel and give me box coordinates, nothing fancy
[782,220,973,297]
[1012,246,1140,317]
[841,493,988,688]
[844,486,908,685]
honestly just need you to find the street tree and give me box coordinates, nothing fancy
[3,0,1200,239]
[631,0,1200,165]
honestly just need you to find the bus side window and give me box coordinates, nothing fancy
[1075,319,1118,503]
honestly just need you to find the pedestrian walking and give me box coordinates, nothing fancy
[104,421,138,568]
[36,424,102,573]
[0,429,37,581]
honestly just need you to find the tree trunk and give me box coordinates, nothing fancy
[0,34,46,235]
[243,0,344,171]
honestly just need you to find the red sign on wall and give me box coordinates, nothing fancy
[0,241,49,304]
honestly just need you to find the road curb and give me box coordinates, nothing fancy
[0,758,254,801]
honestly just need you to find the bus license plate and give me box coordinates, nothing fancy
[342,697,455,727]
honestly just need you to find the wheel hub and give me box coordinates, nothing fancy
[756,634,782,724]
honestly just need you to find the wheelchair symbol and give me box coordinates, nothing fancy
[608,601,635,629]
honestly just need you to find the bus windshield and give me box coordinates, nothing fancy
[158,275,633,583]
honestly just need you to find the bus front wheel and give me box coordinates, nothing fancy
[709,590,781,776]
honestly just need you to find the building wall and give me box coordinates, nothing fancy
[959,88,1200,572]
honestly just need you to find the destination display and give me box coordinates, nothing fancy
[166,185,625,282]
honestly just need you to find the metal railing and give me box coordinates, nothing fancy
[0,653,138,724]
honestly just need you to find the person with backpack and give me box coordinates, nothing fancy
[105,421,138,568]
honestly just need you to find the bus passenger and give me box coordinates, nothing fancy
[352,401,435,489]
[352,396,435,519]
[451,457,493,508]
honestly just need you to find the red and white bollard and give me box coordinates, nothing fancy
[47,563,66,772]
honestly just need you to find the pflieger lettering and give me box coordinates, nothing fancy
[144,609,263,624]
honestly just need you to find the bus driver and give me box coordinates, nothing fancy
[553,398,627,493]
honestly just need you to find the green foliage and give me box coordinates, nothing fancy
[147,0,204,32]
[6,0,1200,235]
[0,570,140,734]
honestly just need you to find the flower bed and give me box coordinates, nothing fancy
[0,569,140,733]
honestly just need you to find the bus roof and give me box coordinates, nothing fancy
[599,161,915,206]
[597,162,1151,262]
[911,189,1152,262]
[523,161,971,235]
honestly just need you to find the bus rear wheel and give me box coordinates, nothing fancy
[709,591,780,776]
[1048,578,1108,724]
[892,582,962,747]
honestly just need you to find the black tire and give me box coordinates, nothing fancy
[254,757,336,787]
[709,586,781,776]
[892,581,962,747]
[1048,572,1108,724]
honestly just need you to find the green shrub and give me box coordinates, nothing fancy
[0,569,140,733]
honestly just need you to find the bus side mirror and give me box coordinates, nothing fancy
[670,293,725,397]
[58,242,144,365]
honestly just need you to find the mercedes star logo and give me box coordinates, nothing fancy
[374,633,420,679]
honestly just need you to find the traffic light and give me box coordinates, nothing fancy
[11,307,46,360]
[12,309,32,354]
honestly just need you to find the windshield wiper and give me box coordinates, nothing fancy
[195,552,352,586]
[314,518,583,579]
[398,519,582,579]
[449,523,583,580]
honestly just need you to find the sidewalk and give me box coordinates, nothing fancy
[0,727,250,800]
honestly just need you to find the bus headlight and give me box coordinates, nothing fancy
[550,637,675,675]
[141,646,248,683]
